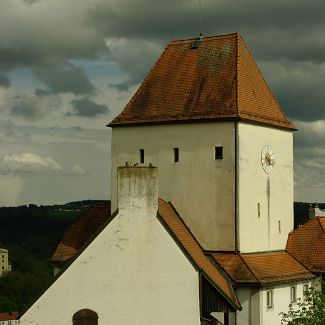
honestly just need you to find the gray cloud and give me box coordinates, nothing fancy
[32,64,95,95]
[68,97,109,117]
[0,74,10,88]
[10,93,61,120]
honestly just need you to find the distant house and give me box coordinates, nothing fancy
[0,312,19,325]
[50,204,110,275]
[0,248,10,276]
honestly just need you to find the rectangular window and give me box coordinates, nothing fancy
[215,146,223,160]
[278,220,281,233]
[290,286,297,303]
[139,149,144,164]
[173,148,179,162]
[266,289,273,309]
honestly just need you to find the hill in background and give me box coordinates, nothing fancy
[0,200,108,313]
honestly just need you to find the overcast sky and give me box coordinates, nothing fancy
[0,0,324,206]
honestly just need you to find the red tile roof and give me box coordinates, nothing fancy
[110,33,294,130]
[212,251,314,285]
[0,312,19,320]
[286,217,325,273]
[158,199,241,310]
[50,204,110,263]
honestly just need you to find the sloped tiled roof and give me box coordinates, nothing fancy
[110,33,294,130]
[50,204,110,264]
[158,199,241,310]
[286,217,325,273]
[0,312,19,321]
[212,251,314,285]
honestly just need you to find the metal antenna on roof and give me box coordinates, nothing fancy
[199,0,203,40]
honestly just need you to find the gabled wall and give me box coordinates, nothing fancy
[21,167,201,325]
[111,122,236,251]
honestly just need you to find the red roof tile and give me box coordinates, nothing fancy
[286,217,325,273]
[212,251,313,285]
[51,204,110,263]
[110,33,294,130]
[158,199,240,310]
[0,312,19,321]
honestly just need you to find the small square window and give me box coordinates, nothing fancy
[139,149,144,164]
[215,146,223,160]
[266,289,273,309]
[290,285,297,303]
[173,148,179,162]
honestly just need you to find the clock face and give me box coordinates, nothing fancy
[261,145,275,174]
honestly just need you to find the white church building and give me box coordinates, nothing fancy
[21,33,319,325]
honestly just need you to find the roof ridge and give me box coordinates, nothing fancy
[169,32,238,45]
[316,216,325,233]
[235,33,239,116]
[236,35,292,125]
[238,254,260,284]
[167,200,206,252]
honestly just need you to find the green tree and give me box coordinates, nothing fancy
[280,287,325,325]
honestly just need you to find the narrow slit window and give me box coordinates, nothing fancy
[278,221,281,233]
[139,149,144,164]
[215,146,223,160]
[290,286,297,303]
[173,148,179,162]
[266,290,273,309]
[258,203,261,218]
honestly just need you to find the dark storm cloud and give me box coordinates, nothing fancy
[32,64,95,95]
[68,97,109,117]
[89,0,325,62]
[260,61,325,122]
[0,74,10,88]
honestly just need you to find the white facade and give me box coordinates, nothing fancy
[111,122,236,251]
[236,279,317,325]
[0,248,9,277]
[237,122,294,252]
[21,167,201,325]
[111,121,294,252]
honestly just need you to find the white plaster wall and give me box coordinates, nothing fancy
[261,281,313,325]
[236,287,251,325]
[236,280,316,325]
[111,122,236,251]
[21,168,201,325]
[237,122,294,252]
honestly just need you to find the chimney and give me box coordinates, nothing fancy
[117,166,158,212]
[309,202,325,219]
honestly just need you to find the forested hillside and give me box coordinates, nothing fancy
[0,200,108,313]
